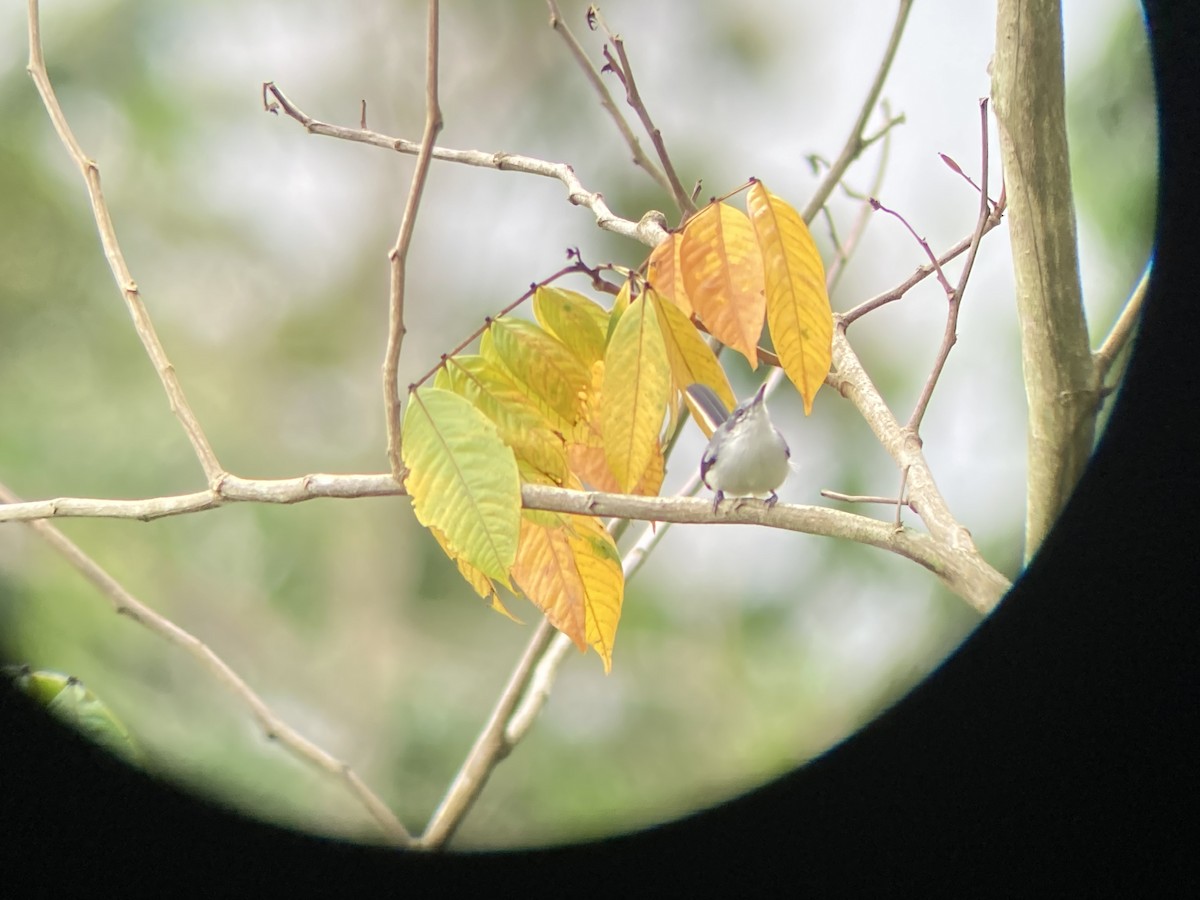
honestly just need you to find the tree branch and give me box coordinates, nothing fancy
[802,0,915,222]
[908,99,996,433]
[992,0,1095,562]
[593,15,697,217]
[828,329,1012,608]
[0,482,410,845]
[1094,262,1150,384]
[0,477,1008,612]
[25,0,223,485]
[544,0,674,201]
[0,473,401,523]
[840,206,1006,326]
[415,619,557,849]
[263,82,670,249]
[384,0,443,483]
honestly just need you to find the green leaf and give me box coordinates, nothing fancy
[14,669,141,763]
[402,387,521,585]
[440,355,570,484]
[484,318,591,428]
[533,286,609,366]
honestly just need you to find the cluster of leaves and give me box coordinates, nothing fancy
[401,181,833,670]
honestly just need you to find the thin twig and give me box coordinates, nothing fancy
[820,490,911,507]
[939,151,986,198]
[1094,262,1151,383]
[840,198,1006,326]
[868,198,956,298]
[595,20,697,216]
[0,481,410,845]
[384,0,443,483]
[802,0,914,222]
[263,82,670,250]
[908,99,993,434]
[408,261,599,389]
[825,115,893,288]
[544,0,674,200]
[25,0,223,485]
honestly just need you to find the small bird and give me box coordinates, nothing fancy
[686,383,791,512]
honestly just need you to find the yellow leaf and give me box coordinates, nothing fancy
[439,355,570,484]
[564,359,658,494]
[634,437,665,496]
[402,387,520,585]
[647,233,692,316]
[484,317,591,428]
[511,512,624,671]
[533,286,609,366]
[601,295,670,493]
[679,201,766,368]
[568,359,606,451]
[571,516,624,672]
[746,181,833,414]
[647,286,736,414]
[428,523,521,622]
[604,278,634,350]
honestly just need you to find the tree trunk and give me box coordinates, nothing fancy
[992,0,1097,563]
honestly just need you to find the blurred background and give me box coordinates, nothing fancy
[0,0,1155,847]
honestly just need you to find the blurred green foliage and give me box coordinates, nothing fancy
[1,0,1155,848]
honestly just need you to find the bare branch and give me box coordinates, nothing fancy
[840,202,1007,326]
[828,329,1011,608]
[25,0,223,484]
[868,198,956,298]
[824,112,892,287]
[0,473,402,524]
[821,490,912,507]
[0,474,1008,611]
[595,21,697,216]
[908,99,995,434]
[263,82,670,249]
[802,0,915,222]
[0,481,410,845]
[1094,262,1151,384]
[544,0,674,200]
[523,485,1006,613]
[416,620,557,850]
[384,0,444,483]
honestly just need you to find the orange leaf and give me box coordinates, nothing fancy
[746,182,833,414]
[567,435,663,496]
[678,201,766,368]
[647,234,692,316]
[512,512,625,670]
[512,513,586,651]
